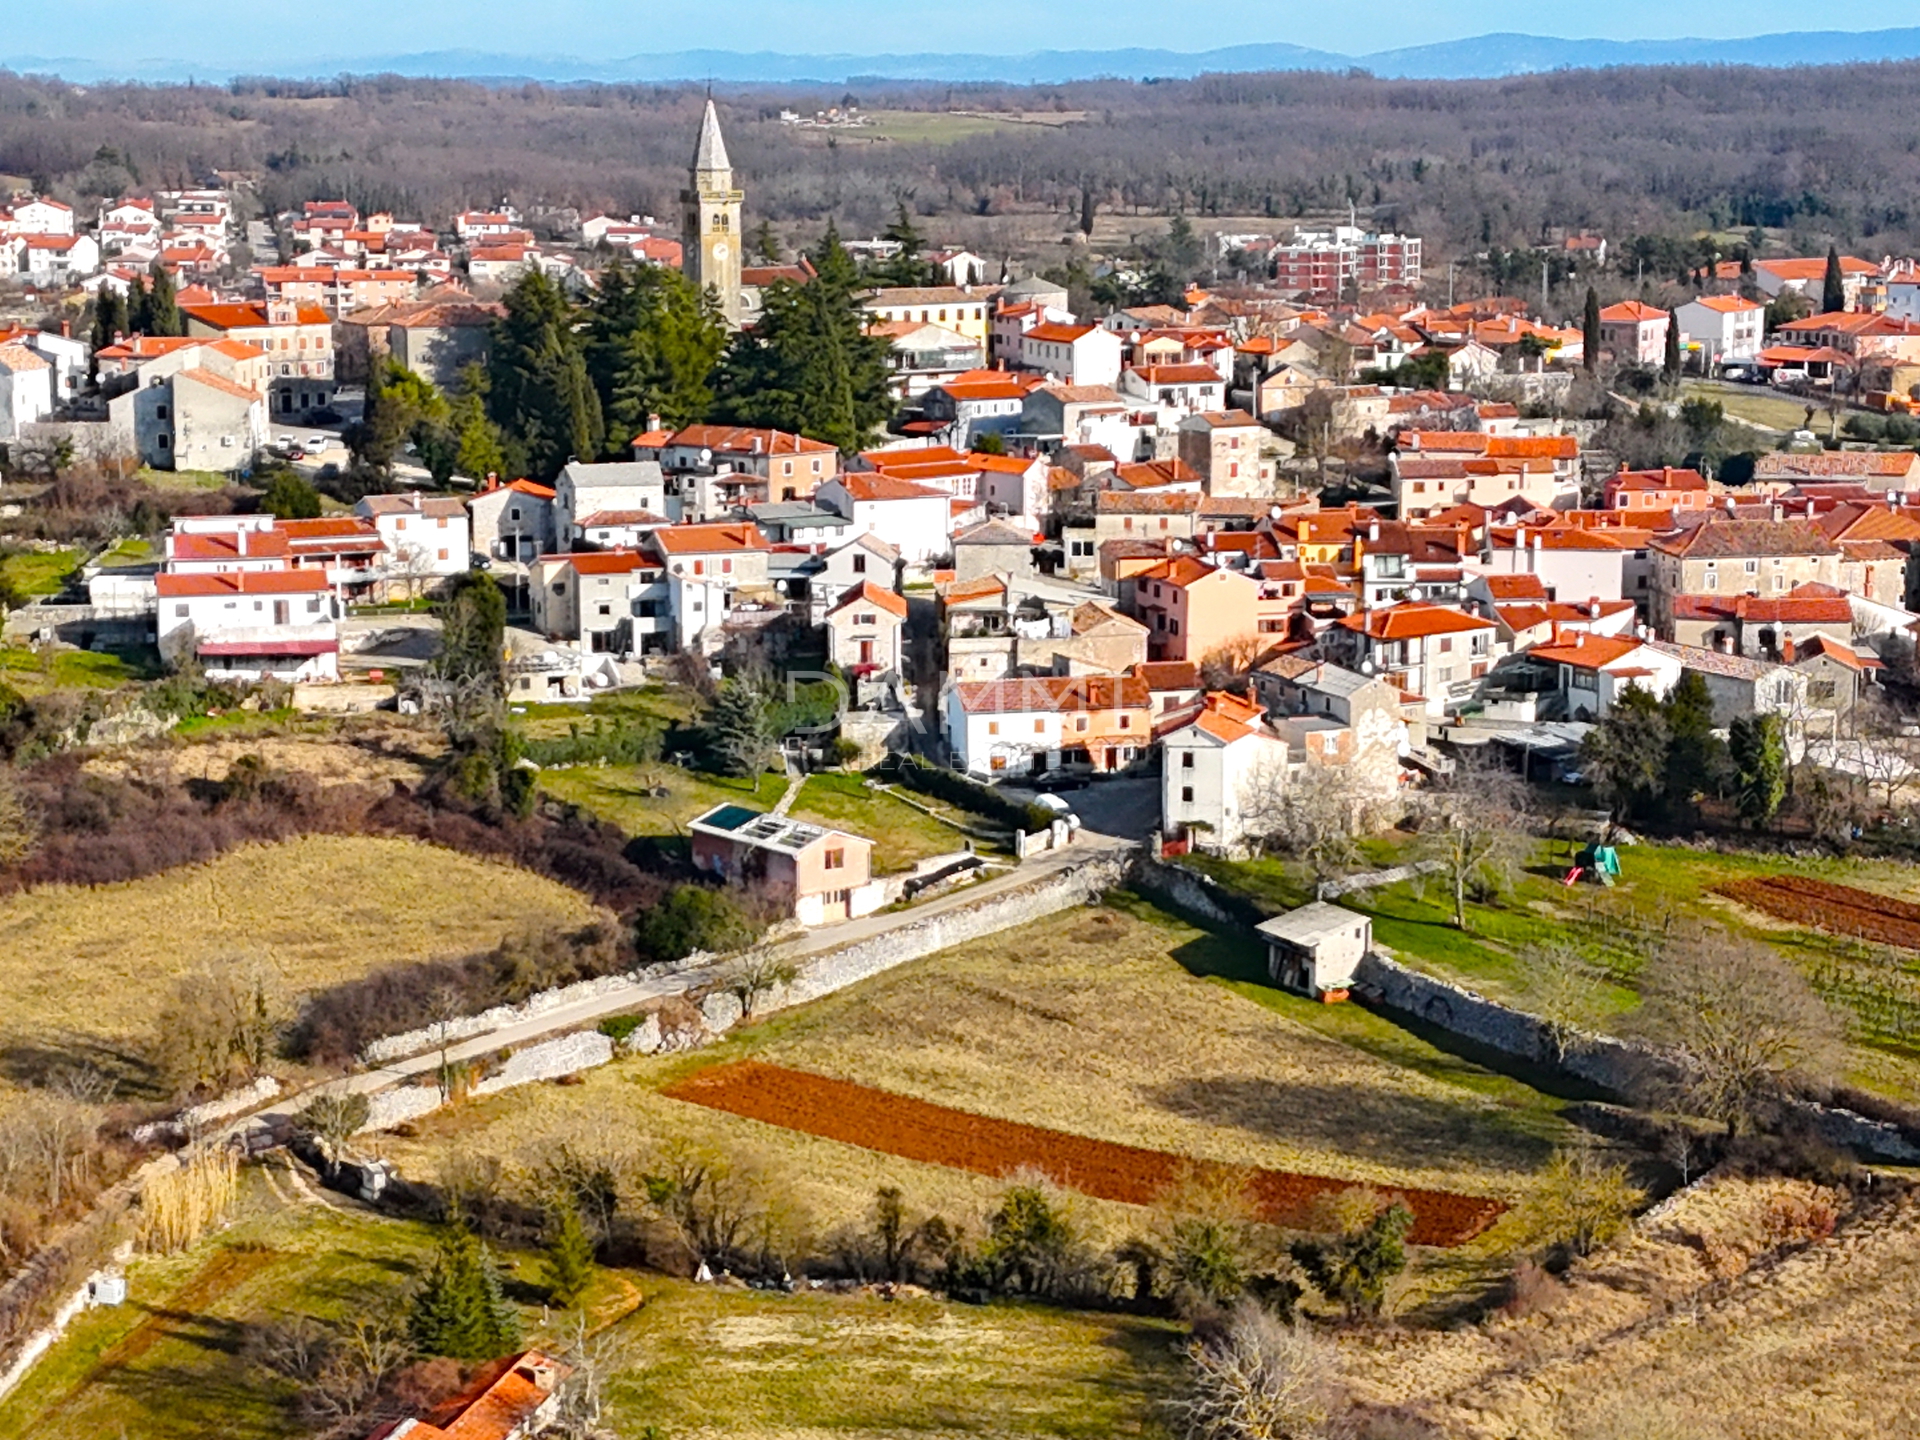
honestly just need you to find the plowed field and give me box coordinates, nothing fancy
[1717,874,1920,949]
[665,1060,1506,1247]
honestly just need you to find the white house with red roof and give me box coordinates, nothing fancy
[354,493,472,589]
[155,568,339,681]
[645,521,775,651]
[816,472,954,566]
[1528,631,1684,719]
[1016,322,1123,387]
[1118,363,1228,421]
[365,1350,568,1440]
[1676,294,1765,366]
[22,234,99,284]
[9,198,74,236]
[918,369,1045,448]
[1323,602,1497,716]
[1161,690,1291,852]
[945,672,1151,778]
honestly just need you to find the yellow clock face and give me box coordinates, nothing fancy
[713,241,729,260]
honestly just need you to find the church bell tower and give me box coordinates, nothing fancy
[683,98,744,327]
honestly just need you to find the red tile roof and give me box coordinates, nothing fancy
[1338,602,1493,640]
[954,674,1149,714]
[155,569,330,597]
[648,522,770,554]
[830,580,908,619]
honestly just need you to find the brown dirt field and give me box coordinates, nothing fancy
[82,722,443,788]
[1718,873,1920,949]
[665,1060,1506,1247]
[1339,1173,1920,1439]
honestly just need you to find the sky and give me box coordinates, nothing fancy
[0,0,1897,71]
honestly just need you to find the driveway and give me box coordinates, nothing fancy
[999,774,1161,844]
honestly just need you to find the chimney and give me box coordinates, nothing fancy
[60,320,69,338]
[647,411,661,433]
[1725,496,1736,514]
[1588,597,1600,619]
[1782,634,1797,663]
[1771,501,1783,522]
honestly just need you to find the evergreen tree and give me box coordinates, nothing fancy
[451,363,511,482]
[1821,245,1847,315]
[126,277,151,338]
[410,1221,522,1361]
[90,288,128,359]
[1290,1202,1414,1318]
[1662,307,1682,383]
[260,470,322,519]
[1661,672,1727,819]
[1582,286,1602,373]
[486,269,605,482]
[583,260,726,447]
[1581,684,1669,821]
[876,201,929,286]
[434,570,508,694]
[1729,713,1787,828]
[701,679,775,776]
[356,358,449,472]
[713,224,892,453]
[1159,213,1204,282]
[540,1203,596,1308]
[1079,186,1097,237]
[144,260,181,337]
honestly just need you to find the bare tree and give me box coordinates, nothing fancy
[0,769,37,868]
[295,1092,372,1178]
[1627,929,1844,1136]
[1171,1299,1339,1440]
[1522,941,1607,1062]
[720,946,800,1018]
[385,541,437,602]
[1414,751,1530,932]
[1239,758,1360,877]
[1843,691,1920,810]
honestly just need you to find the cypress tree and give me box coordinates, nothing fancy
[1582,286,1602,373]
[1821,245,1847,315]
[1662,307,1682,383]
[90,289,128,357]
[144,261,181,337]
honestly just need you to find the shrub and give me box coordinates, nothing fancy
[521,714,666,768]
[596,1015,645,1044]
[888,753,1052,833]
[635,884,761,965]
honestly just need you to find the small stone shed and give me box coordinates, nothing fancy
[1255,901,1371,1000]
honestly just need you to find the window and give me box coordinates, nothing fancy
[174,603,188,618]
[1439,636,1453,654]
[597,603,611,617]
[1181,786,1194,803]
[394,517,407,530]
[437,548,449,561]
[693,559,704,576]
[1076,716,1088,732]
[988,721,999,736]
[156,404,170,420]
[852,554,866,574]
[1033,719,1045,734]
[1118,715,1131,729]
[1181,751,1194,769]
[221,434,234,448]
[722,557,733,574]
[824,848,845,870]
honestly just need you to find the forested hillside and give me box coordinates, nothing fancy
[2,61,1917,258]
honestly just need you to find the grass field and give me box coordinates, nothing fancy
[0,1168,1182,1440]
[1682,379,1832,434]
[1186,838,1920,1100]
[855,109,1085,144]
[0,548,79,597]
[539,761,974,870]
[0,835,602,1088]
[511,684,699,740]
[132,465,232,493]
[0,645,160,693]
[93,537,155,569]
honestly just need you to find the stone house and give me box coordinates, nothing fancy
[1257,902,1372,999]
[826,580,907,676]
[952,518,1037,582]
[1648,519,1844,639]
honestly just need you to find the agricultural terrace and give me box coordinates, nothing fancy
[1184,837,1920,1102]
[372,898,1592,1306]
[0,1168,1184,1440]
[0,835,603,1108]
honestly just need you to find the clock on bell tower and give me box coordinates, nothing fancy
[682,98,745,328]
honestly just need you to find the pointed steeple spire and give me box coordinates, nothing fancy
[693,98,731,176]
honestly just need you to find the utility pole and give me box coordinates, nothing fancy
[1541,258,1549,315]
[1448,261,1455,307]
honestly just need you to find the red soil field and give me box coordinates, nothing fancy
[664,1060,1507,1248]
[1718,874,1920,949]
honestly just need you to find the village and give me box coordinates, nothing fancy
[3,76,1920,1440]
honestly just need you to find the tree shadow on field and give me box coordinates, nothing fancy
[0,1033,165,1101]
[1138,1075,1558,1170]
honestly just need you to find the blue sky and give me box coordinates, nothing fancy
[2,1,1894,68]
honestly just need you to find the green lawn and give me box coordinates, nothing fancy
[173,706,304,738]
[93,537,155,569]
[1,548,80,598]
[788,771,976,873]
[1187,839,1920,1100]
[0,644,161,692]
[539,762,789,847]
[0,1168,1182,1440]
[512,684,700,740]
[133,466,232,493]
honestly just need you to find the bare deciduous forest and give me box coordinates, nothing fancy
[2,61,1919,259]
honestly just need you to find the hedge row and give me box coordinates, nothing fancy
[888,753,1056,834]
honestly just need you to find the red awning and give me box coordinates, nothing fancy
[197,639,339,657]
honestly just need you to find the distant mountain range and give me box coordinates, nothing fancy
[9,26,1920,87]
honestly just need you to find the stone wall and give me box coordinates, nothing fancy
[1131,856,1269,930]
[469,1031,613,1096]
[1317,860,1447,900]
[360,972,661,1065]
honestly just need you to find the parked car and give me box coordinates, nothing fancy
[1031,770,1091,793]
[306,434,331,450]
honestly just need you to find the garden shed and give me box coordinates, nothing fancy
[1256,901,1372,1000]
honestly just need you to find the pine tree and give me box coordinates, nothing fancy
[701,680,774,776]
[126,277,151,338]
[583,260,725,447]
[877,201,929,286]
[541,1203,596,1308]
[357,358,449,472]
[486,269,605,482]
[1661,671,1726,817]
[751,217,782,264]
[434,570,508,693]
[411,1221,522,1361]
[1582,286,1602,373]
[712,224,892,452]
[1821,245,1847,315]
[1662,307,1682,383]
[90,289,128,358]
[144,261,181,337]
